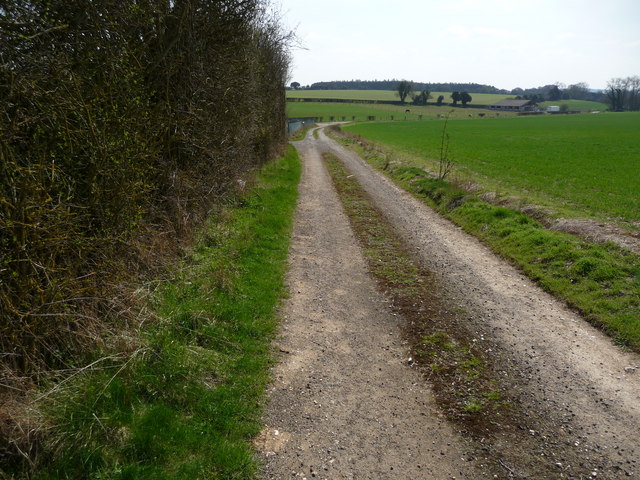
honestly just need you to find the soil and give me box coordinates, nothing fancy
[548,218,640,256]
[257,126,640,479]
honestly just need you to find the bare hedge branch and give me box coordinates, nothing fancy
[0,0,291,374]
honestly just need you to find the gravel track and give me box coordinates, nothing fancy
[258,127,640,479]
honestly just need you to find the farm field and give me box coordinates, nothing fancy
[287,101,511,122]
[287,89,511,104]
[287,90,607,113]
[539,99,608,111]
[343,112,640,225]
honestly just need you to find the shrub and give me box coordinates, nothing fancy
[0,0,291,375]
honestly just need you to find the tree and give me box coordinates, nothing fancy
[0,0,293,376]
[606,77,628,111]
[547,84,562,101]
[524,94,543,105]
[290,81,300,89]
[412,89,431,105]
[396,80,413,104]
[450,91,461,106]
[604,76,640,111]
[564,82,590,100]
[460,92,472,106]
[436,95,445,106]
[627,76,640,111]
[438,111,454,180]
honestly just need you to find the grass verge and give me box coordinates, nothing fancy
[330,130,640,351]
[21,146,300,480]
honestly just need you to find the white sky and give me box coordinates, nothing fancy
[276,0,640,91]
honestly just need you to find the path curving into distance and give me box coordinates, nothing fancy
[257,126,640,479]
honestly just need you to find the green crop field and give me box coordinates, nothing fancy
[287,89,398,101]
[287,90,607,112]
[287,102,411,121]
[538,100,608,111]
[287,89,514,105]
[287,101,515,122]
[343,112,640,224]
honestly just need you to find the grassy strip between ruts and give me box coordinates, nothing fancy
[322,152,550,478]
[28,146,300,480]
[329,130,640,351]
[323,152,507,424]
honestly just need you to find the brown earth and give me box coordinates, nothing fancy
[257,126,640,479]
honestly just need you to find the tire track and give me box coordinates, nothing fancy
[258,129,489,479]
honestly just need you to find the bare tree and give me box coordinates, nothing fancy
[438,111,454,180]
[627,76,640,111]
[564,82,590,100]
[607,77,630,111]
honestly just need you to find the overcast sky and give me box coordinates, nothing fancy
[276,0,640,91]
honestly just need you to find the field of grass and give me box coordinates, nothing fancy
[288,90,608,112]
[287,101,513,122]
[22,148,301,479]
[287,89,397,101]
[287,89,513,105]
[343,112,640,224]
[538,99,608,111]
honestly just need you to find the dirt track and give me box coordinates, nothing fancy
[257,127,640,479]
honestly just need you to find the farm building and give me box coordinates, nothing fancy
[489,99,536,112]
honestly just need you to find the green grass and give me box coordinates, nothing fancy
[539,99,608,111]
[287,89,399,101]
[343,112,640,224]
[287,101,512,122]
[288,101,400,121]
[30,147,301,479]
[448,197,640,349]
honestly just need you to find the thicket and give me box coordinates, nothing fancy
[0,0,289,402]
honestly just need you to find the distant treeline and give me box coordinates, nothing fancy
[308,80,509,94]
[0,1,290,373]
[513,83,605,103]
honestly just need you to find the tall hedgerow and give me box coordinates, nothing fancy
[0,0,290,379]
